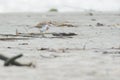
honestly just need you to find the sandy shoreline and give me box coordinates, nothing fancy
[0,12,120,80]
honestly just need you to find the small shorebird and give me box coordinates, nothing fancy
[35,21,53,37]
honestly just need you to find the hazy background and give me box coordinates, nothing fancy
[0,0,120,12]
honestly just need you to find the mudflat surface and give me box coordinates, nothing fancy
[0,12,120,80]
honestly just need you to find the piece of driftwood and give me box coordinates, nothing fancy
[38,47,86,53]
[58,23,75,27]
[52,33,77,36]
[0,38,28,41]
[0,33,51,38]
[103,51,120,54]
[0,34,18,37]
[41,36,73,39]
[0,32,77,39]
[0,54,33,67]
[35,21,77,27]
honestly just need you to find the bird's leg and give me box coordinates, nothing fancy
[40,30,45,37]
[42,33,45,37]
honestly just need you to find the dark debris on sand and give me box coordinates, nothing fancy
[0,54,35,67]
[52,33,77,37]
[96,22,104,26]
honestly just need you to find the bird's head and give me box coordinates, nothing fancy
[47,21,55,27]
